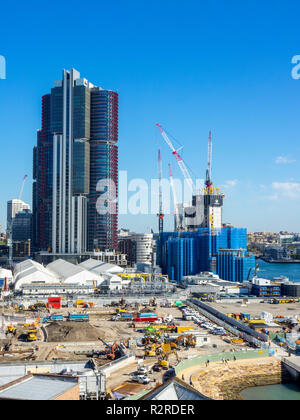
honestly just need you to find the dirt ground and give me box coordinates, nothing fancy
[46,322,102,343]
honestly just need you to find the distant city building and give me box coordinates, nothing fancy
[118,231,154,266]
[264,245,291,261]
[7,199,30,228]
[13,240,31,259]
[12,209,32,242]
[33,69,118,255]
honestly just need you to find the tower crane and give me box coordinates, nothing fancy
[156,123,195,195]
[206,131,213,191]
[8,174,28,265]
[168,164,181,232]
[157,149,164,238]
[18,174,28,201]
[157,149,165,267]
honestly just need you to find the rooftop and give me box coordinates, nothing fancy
[0,374,78,400]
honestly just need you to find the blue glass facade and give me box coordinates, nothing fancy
[158,227,255,284]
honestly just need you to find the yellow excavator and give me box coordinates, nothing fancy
[145,343,161,357]
[158,350,179,370]
[6,324,16,336]
[27,328,38,342]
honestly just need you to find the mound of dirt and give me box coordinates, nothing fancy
[46,322,101,343]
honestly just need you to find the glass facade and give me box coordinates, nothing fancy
[88,89,119,251]
[33,71,119,253]
[158,227,255,283]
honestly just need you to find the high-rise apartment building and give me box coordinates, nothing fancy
[33,69,118,254]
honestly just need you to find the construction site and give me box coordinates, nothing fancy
[0,293,277,399]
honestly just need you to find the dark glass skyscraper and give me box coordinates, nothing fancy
[88,89,119,251]
[33,69,119,254]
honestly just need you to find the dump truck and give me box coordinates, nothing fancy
[43,314,64,323]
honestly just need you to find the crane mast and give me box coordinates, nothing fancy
[169,164,181,231]
[156,123,195,195]
[206,131,213,189]
[157,149,164,267]
[158,149,164,235]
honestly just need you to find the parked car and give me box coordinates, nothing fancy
[137,366,150,375]
[131,375,151,384]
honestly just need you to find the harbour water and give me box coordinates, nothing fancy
[257,259,300,282]
[242,260,300,399]
[241,383,300,400]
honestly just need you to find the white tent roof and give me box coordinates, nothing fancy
[47,259,87,280]
[47,259,104,285]
[0,268,13,281]
[14,260,58,290]
[79,258,123,274]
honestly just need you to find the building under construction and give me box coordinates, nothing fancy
[156,125,255,284]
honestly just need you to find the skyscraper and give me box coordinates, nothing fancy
[33,69,119,254]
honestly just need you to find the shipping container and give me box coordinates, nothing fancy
[139,313,157,318]
[176,326,194,334]
[134,317,158,323]
[47,297,61,309]
[68,314,89,322]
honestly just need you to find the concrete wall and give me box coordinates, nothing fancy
[101,355,136,378]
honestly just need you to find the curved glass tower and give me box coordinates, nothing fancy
[33,69,119,254]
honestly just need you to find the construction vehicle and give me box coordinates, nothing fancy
[149,297,157,308]
[27,331,37,342]
[6,324,16,336]
[145,343,162,358]
[98,338,121,360]
[116,307,127,314]
[43,314,63,323]
[27,327,38,334]
[158,349,179,370]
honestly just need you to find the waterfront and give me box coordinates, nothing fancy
[257,259,300,282]
[241,383,300,400]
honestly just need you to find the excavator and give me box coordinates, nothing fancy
[145,343,162,358]
[6,324,16,336]
[158,350,179,370]
[98,338,121,360]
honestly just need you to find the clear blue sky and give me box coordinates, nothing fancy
[0,0,300,234]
